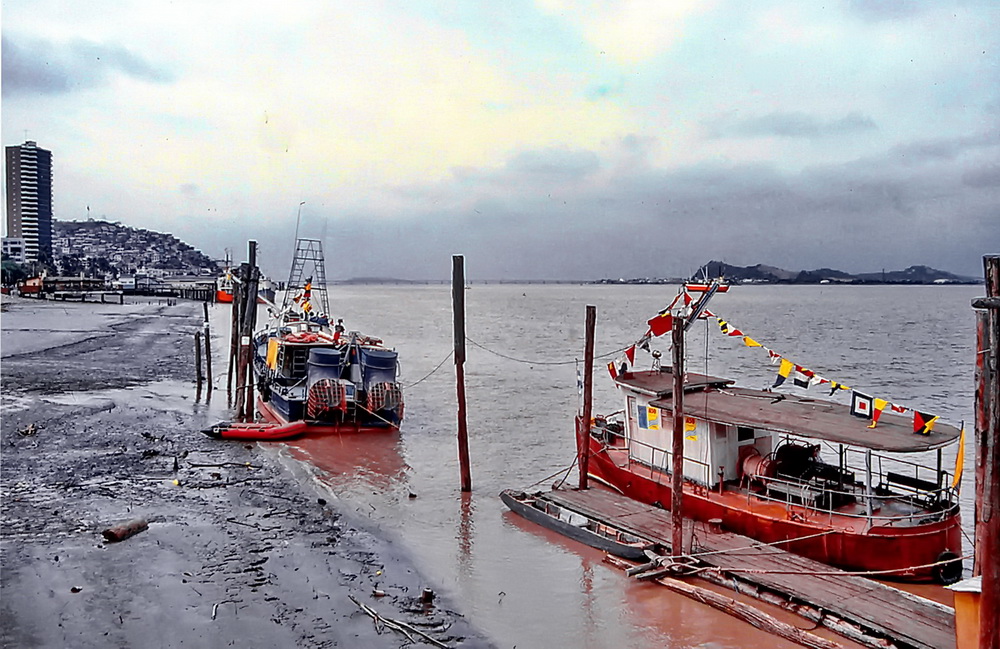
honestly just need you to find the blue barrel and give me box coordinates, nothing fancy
[360,348,398,387]
[307,348,342,384]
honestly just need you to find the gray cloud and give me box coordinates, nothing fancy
[205,131,996,283]
[707,111,878,139]
[962,164,1000,188]
[2,36,172,97]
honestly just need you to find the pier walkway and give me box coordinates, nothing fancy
[542,487,955,649]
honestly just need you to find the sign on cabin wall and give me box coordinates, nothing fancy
[628,400,714,485]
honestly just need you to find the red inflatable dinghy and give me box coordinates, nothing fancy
[201,420,308,441]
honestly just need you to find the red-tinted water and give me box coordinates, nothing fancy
[262,283,977,648]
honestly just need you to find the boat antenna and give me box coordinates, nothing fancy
[293,201,306,246]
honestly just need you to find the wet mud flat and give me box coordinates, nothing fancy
[1,296,492,648]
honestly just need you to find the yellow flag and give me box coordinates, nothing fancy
[743,336,762,348]
[951,426,965,489]
[867,398,890,428]
[266,338,279,370]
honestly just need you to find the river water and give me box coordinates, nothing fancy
[216,283,983,649]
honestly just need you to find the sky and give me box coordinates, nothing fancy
[2,0,998,281]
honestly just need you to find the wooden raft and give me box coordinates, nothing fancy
[542,487,955,649]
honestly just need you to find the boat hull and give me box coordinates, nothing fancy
[257,396,398,435]
[501,489,656,561]
[586,437,963,582]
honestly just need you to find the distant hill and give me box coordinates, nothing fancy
[694,261,978,285]
[53,219,218,276]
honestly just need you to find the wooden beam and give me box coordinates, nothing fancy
[653,576,844,649]
[974,254,1000,649]
[671,314,685,556]
[579,305,596,489]
[453,255,471,492]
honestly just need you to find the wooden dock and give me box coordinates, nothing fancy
[540,487,955,649]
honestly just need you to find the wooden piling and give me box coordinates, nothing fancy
[233,273,247,418]
[671,314,685,556]
[975,310,989,577]
[227,277,240,399]
[194,330,203,390]
[453,255,471,492]
[972,254,1000,649]
[203,307,213,394]
[579,305,596,490]
[240,242,260,420]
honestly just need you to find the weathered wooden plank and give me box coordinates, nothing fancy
[541,488,955,649]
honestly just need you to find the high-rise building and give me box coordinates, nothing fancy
[5,140,53,264]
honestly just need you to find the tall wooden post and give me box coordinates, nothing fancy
[227,278,241,400]
[203,302,213,393]
[973,255,999,649]
[194,330,203,391]
[671,314,685,556]
[234,242,260,421]
[240,242,260,419]
[578,305,596,489]
[453,255,471,492]
[975,311,990,577]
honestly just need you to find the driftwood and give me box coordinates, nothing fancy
[101,518,149,542]
[348,595,449,648]
[606,555,843,649]
[654,575,843,649]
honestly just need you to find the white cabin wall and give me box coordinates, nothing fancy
[624,392,714,486]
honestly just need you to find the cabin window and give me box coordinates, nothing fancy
[737,426,755,442]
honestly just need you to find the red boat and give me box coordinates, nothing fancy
[684,282,729,293]
[579,286,965,584]
[215,271,235,303]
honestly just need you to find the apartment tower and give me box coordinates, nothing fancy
[5,140,53,264]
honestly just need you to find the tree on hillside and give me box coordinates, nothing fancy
[2,259,30,286]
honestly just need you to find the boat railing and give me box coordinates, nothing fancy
[622,435,957,527]
[625,437,715,486]
[748,472,957,527]
[839,445,952,496]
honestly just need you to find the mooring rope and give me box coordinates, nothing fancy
[525,455,580,491]
[705,552,974,578]
[466,336,633,366]
[401,349,454,388]
[684,529,838,560]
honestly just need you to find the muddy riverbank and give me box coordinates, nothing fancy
[0,296,492,648]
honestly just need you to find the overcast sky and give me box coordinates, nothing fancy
[3,0,997,280]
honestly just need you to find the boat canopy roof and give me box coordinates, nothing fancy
[646,385,961,453]
[614,370,734,397]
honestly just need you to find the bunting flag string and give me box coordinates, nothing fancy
[608,295,954,439]
[706,313,953,435]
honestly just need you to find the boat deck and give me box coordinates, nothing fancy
[542,487,955,649]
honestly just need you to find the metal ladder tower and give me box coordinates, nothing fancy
[282,238,330,315]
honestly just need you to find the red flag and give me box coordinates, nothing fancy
[607,361,619,380]
[625,345,636,365]
[913,411,939,435]
[647,312,674,337]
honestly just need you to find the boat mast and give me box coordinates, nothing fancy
[671,277,725,555]
[671,313,685,555]
[282,238,330,317]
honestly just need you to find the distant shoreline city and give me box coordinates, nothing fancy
[2,140,980,288]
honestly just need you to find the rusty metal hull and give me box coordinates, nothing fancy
[585,436,963,583]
